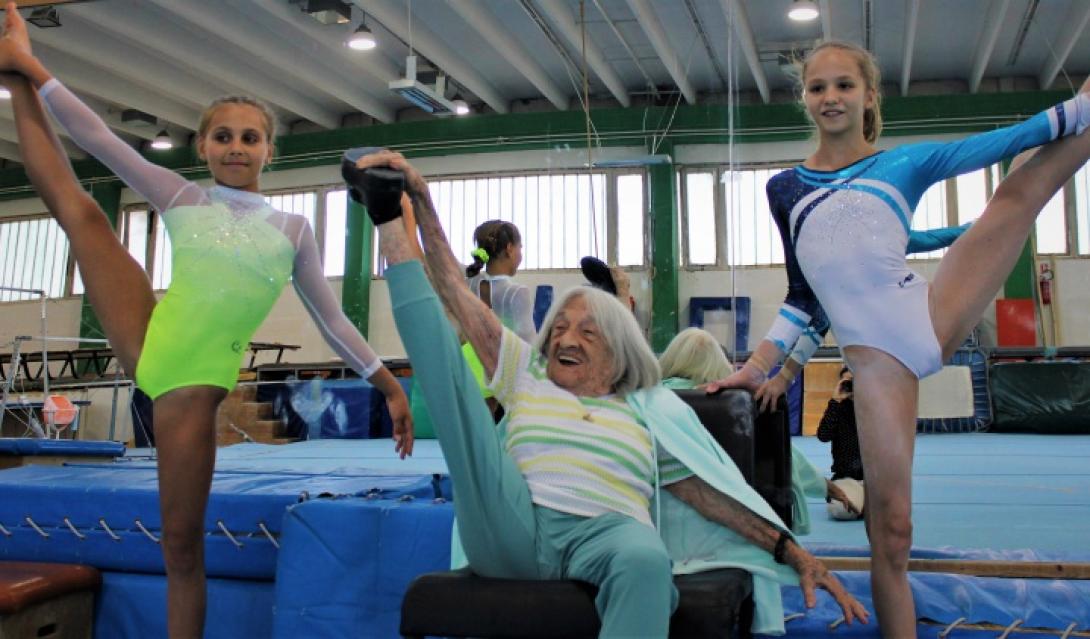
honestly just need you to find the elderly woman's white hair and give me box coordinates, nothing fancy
[658,327,734,385]
[533,286,660,395]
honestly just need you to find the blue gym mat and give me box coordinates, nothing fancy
[774,433,1090,635]
[0,440,452,578]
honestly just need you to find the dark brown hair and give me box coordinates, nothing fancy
[466,220,521,277]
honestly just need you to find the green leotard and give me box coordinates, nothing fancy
[135,200,294,399]
[39,79,388,401]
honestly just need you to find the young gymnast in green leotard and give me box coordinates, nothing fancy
[0,6,412,637]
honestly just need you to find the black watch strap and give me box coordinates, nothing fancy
[773,530,791,564]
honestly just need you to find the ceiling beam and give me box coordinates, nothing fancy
[25,13,218,112]
[1037,1,1090,91]
[626,0,696,105]
[249,0,401,85]
[34,46,203,129]
[0,138,23,164]
[532,0,630,107]
[900,0,919,97]
[719,0,770,104]
[445,0,567,110]
[0,98,142,148]
[819,0,832,41]
[354,0,509,114]
[968,0,1011,94]
[67,2,341,129]
[148,0,396,124]
[73,93,180,142]
[0,117,86,159]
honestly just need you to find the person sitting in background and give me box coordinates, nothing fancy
[581,255,635,313]
[818,367,865,520]
[657,328,859,533]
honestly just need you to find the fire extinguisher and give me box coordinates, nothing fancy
[1039,263,1053,305]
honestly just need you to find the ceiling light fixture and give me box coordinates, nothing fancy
[27,6,61,28]
[346,23,376,51]
[150,130,173,151]
[787,0,820,22]
[452,99,470,116]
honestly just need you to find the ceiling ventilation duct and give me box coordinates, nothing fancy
[389,56,457,115]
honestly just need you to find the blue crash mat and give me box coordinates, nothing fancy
[0,462,449,578]
[94,571,274,639]
[0,437,125,456]
[763,571,1090,637]
[273,496,455,638]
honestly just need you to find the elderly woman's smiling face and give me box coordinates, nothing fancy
[546,295,615,397]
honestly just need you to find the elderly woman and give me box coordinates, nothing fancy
[346,150,868,635]
[658,328,860,531]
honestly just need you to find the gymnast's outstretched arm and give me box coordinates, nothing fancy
[287,217,413,456]
[0,18,199,212]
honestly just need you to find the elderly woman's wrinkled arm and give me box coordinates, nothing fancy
[396,161,504,376]
[665,476,869,624]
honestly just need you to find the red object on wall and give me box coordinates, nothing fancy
[996,298,1037,346]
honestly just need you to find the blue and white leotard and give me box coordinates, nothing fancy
[762,95,1087,378]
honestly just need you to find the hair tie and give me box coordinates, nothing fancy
[471,247,490,263]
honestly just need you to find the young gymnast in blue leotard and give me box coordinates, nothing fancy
[710,40,1090,633]
[754,224,970,412]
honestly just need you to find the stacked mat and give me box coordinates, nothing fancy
[0,439,454,638]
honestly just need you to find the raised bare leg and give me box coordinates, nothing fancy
[930,129,1090,356]
[843,345,918,637]
[152,385,225,639]
[6,71,153,372]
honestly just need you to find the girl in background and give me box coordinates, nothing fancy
[466,220,535,342]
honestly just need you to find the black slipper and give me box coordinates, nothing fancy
[341,147,406,225]
[580,256,616,295]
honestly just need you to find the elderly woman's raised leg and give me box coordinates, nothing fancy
[377,218,540,578]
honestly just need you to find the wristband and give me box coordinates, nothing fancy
[747,352,772,377]
[773,530,791,564]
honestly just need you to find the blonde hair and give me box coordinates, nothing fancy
[658,328,733,385]
[197,96,278,141]
[799,41,883,144]
[534,286,661,395]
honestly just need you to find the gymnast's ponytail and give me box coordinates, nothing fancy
[466,220,521,278]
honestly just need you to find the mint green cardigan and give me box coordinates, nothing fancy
[660,377,829,536]
[451,382,813,635]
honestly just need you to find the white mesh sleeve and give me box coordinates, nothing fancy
[39,79,202,211]
[509,284,537,343]
[290,218,382,379]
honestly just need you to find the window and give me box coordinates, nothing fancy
[725,168,782,267]
[908,181,948,260]
[1076,164,1090,255]
[615,174,645,266]
[0,216,68,301]
[0,215,70,302]
[679,165,785,267]
[683,172,716,266]
[323,190,347,277]
[429,174,602,270]
[1034,189,1067,254]
[954,169,990,225]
